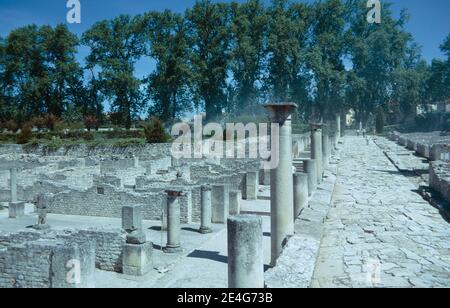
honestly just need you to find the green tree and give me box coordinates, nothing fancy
[186,0,231,121]
[82,15,147,129]
[346,0,412,125]
[308,0,347,121]
[266,0,304,102]
[143,10,193,123]
[1,24,82,123]
[427,34,450,103]
[391,44,429,123]
[228,0,267,113]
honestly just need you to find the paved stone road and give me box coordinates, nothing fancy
[311,136,450,288]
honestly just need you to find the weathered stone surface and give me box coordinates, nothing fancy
[312,136,450,288]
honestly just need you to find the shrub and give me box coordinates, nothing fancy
[17,125,33,144]
[45,137,63,151]
[30,116,46,130]
[105,129,144,139]
[142,117,170,144]
[83,132,95,141]
[3,120,19,133]
[43,114,58,131]
[84,116,99,132]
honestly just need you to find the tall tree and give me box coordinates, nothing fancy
[266,0,303,102]
[308,0,347,120]
[1,24,82,123]
[40,24,84,117]
[185,0,231,121]
[143,10,193,123]
[82,15,147,129]
[229,0,267,113]
[346,0,412,125]
[427,34,450,103]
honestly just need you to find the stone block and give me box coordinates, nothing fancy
[122,205,142,233]
[8,202,25,219]
[122,242,153,276]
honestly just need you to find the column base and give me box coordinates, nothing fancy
[32,224,50,230]
[163,245,183,253]
[199,227,213,234]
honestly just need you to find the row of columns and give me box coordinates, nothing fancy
[226,107,342,287]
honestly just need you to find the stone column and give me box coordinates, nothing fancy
[311,123,323,182]
[322,134,330,170]
[199,185,213,234]
[304,159,318,196]
[10,168,17,203]
[263,103,297,266]
[227,215,264,288]
[336,114,341,138]
[229,190,241,215]
[244,171,258,200]
[293,172,308,219]
[211,185,229,223]
[259,168,271,186]
[163,190,183,253]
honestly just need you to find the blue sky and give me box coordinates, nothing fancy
[0,0,449,73]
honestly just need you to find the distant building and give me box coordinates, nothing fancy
[416,103,437,115]
[437,99,450,113]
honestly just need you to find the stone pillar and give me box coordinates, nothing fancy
[304,159,318,196]
[336,114,341,138]
[311,123,323,182]
[211,185,229,223]
[322,134,330,170]
[227,215,264,288]
[122,204,152,276]
[163,190,183,253]
[8,202,25,219]
[229,190,241,215]
[244,172,258,200]
[259,168,271,186]
[293,172,308,219]
[199,185,213,234]
[33,194,50,230]
[10,168,17,203]
[263,103,297,265]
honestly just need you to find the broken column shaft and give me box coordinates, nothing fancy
[10,168,17,203]
[322,134,330,170]
[311,123,323,183]
[304,159,318,196]
[293,172,308,219]
[199,185,213,234]
[227,215,264,288]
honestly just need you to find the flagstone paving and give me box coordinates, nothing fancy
[311,136,450,288]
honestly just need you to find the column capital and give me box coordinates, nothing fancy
[165,190,184,197]
[310,122,323,131]
[263,102,297,124]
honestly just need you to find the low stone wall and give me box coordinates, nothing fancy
[0,228,126,288]
[46,184,192,223]
[429,161,450,203]
[0,230,97,288]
